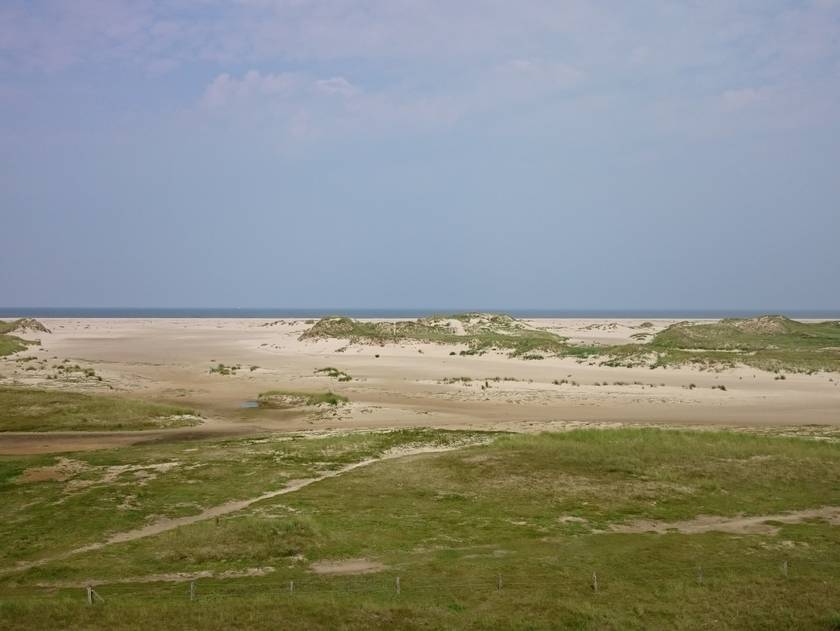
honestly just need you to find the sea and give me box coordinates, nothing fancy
[1,308,838,319]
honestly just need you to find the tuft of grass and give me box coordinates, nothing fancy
[315,367,352,382]
[209,363,242,375]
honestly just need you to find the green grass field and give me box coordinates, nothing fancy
[0,387,200,431]
[1,427,839,629]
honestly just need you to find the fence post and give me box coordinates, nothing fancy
[497,574,503,591]
[782,560,789,578]
[86,585,93,605]
[189,581,195,601]
[696,566,704,586]
[591,572,598,593]
[395,576,401,595]
[289,580,295,594]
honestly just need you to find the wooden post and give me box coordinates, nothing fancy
[289,580,295,594]
[696,566,703,586]
[591,572,598,593]
[189,581,195,601]
[497,574,503,591]
[782,560,789,578]
[88,587,104,604]
[395,576,401,594]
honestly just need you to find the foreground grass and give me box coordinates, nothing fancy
[0,428,484,569]
[0,387,199,432]
[2,428,839,629]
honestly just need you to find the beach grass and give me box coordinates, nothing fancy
[257,390,349,408]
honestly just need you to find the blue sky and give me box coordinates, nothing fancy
[1,1,839,309]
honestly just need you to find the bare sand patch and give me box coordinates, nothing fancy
[17,458,90,483]
[310,559,386,575]
[610,506,840,535]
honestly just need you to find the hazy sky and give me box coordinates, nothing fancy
[1,1,839,310]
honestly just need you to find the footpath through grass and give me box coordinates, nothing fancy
[1,428,840,629]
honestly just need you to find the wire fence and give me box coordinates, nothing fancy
[7,558,840,606]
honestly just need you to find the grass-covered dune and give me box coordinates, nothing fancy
[301,313,840,371]
[300,313,588,358]
[634,315,840,372]
[257,390,348,408]
[0,387,200,432]
[0,319,49,358]
[653,315,840,351]
[2,428,840,629]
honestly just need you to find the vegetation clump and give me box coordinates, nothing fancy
[257,390,349,409]
[209,363,242,375]
[315,367,352,382]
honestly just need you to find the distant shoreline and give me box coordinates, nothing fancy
[1,308,839,319]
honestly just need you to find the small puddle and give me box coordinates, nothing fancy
[240,400,259,409]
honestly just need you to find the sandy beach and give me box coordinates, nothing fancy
[1,317,837,454]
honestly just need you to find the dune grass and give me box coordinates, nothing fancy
[257,390,349,408]
[0,334,32,357]
[0,319,48,358]
[314,367,352,381]
[2,428,840,629]
[0,387,199,432]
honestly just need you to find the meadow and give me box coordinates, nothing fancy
[1,427,839,629]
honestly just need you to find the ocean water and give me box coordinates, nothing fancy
[1,308,838,319]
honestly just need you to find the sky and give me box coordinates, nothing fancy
[1,1,839,311]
